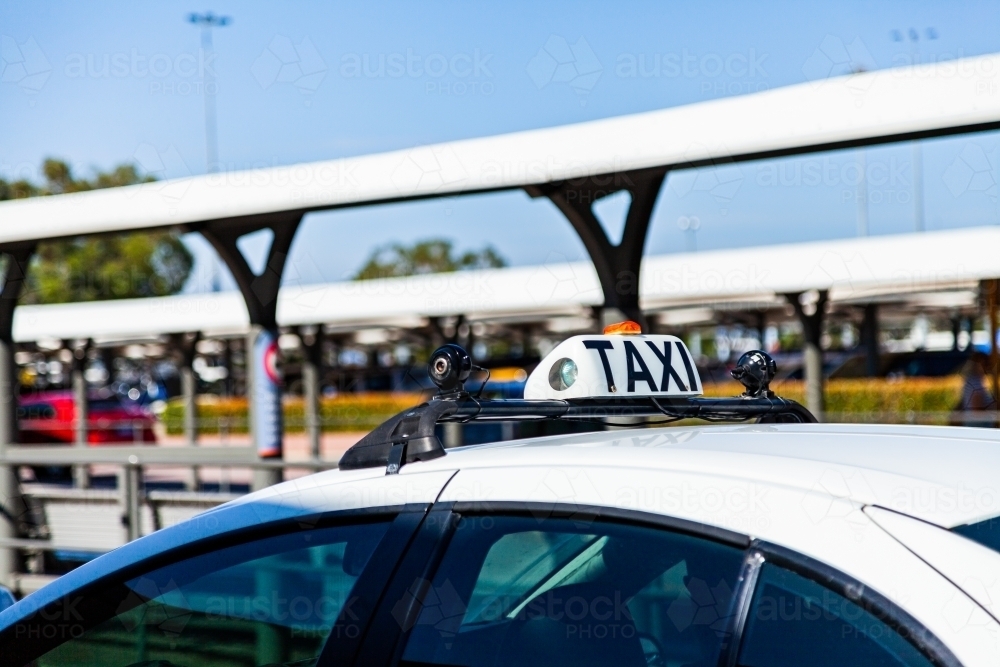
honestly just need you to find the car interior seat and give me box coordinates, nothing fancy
[494,581,646,667]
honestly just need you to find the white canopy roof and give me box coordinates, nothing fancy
[1,53,999,243]
[12,227,995,343]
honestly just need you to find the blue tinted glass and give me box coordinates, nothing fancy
[401,515,744,667]
[34,520,390,667]
[953,516,1000,553]
[738,564,933,667]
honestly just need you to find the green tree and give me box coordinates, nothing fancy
[0,178,38,200]
[0,159,193,304]
[353,239,506,280]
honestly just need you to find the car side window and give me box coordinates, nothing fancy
[953,515,1000,553]
[737,563,934,667]
[399,514,745,667]
[27,519,391,667]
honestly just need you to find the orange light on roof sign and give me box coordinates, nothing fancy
[603,320,642,335]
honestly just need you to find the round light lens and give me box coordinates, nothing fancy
[548,358,578,391]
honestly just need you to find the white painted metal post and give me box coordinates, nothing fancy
[299,327,323,461]
[72,341,90,488]
[303,358,320,460]
[181,362,199,490]
[787,291,828,422]
[171,332,200,490]
[803,342,824,419]
[0,246,34,589]
[182,365,198,446]
[0,337,20,589]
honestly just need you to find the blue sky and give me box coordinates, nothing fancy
[2,1,1000,291]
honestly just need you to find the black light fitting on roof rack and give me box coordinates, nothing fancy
[339,345,816,473]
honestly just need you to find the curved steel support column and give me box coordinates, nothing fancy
[200,214,302,330]
[0,244,34,589]
[528,167,667,331]
[200,214,303,490]
[786,291,829,421]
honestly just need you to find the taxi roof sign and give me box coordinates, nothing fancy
[525,334,702,400]
[340,339,814,474]
[603,320,643,335]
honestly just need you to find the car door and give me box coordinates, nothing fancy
[0,467,459,667]
[347,465,982,667]
[2,506,420,667]
[354,502,968,667]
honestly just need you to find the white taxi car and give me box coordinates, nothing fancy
[2,332,999,667]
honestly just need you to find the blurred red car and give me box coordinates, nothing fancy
[18,391,156,445]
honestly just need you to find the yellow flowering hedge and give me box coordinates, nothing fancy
[163,377,970,434]
[702,377,964,424]
[163,393,428,434]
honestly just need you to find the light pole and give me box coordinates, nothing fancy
[189,12,231,173]
[892,27,938,232]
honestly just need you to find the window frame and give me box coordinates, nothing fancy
[378,500,750,667]
[444,500,752,547]
[0,503,429,667]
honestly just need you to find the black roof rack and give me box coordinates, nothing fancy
[340,346,816,473]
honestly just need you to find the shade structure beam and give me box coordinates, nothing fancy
[198,213,303,330]
[198,213,303,490]
[528,167,667,329]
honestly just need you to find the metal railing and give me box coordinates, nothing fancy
[0,443,341,595]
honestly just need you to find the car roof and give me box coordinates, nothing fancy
[6,422,997,633]
[411,422,1000,529]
